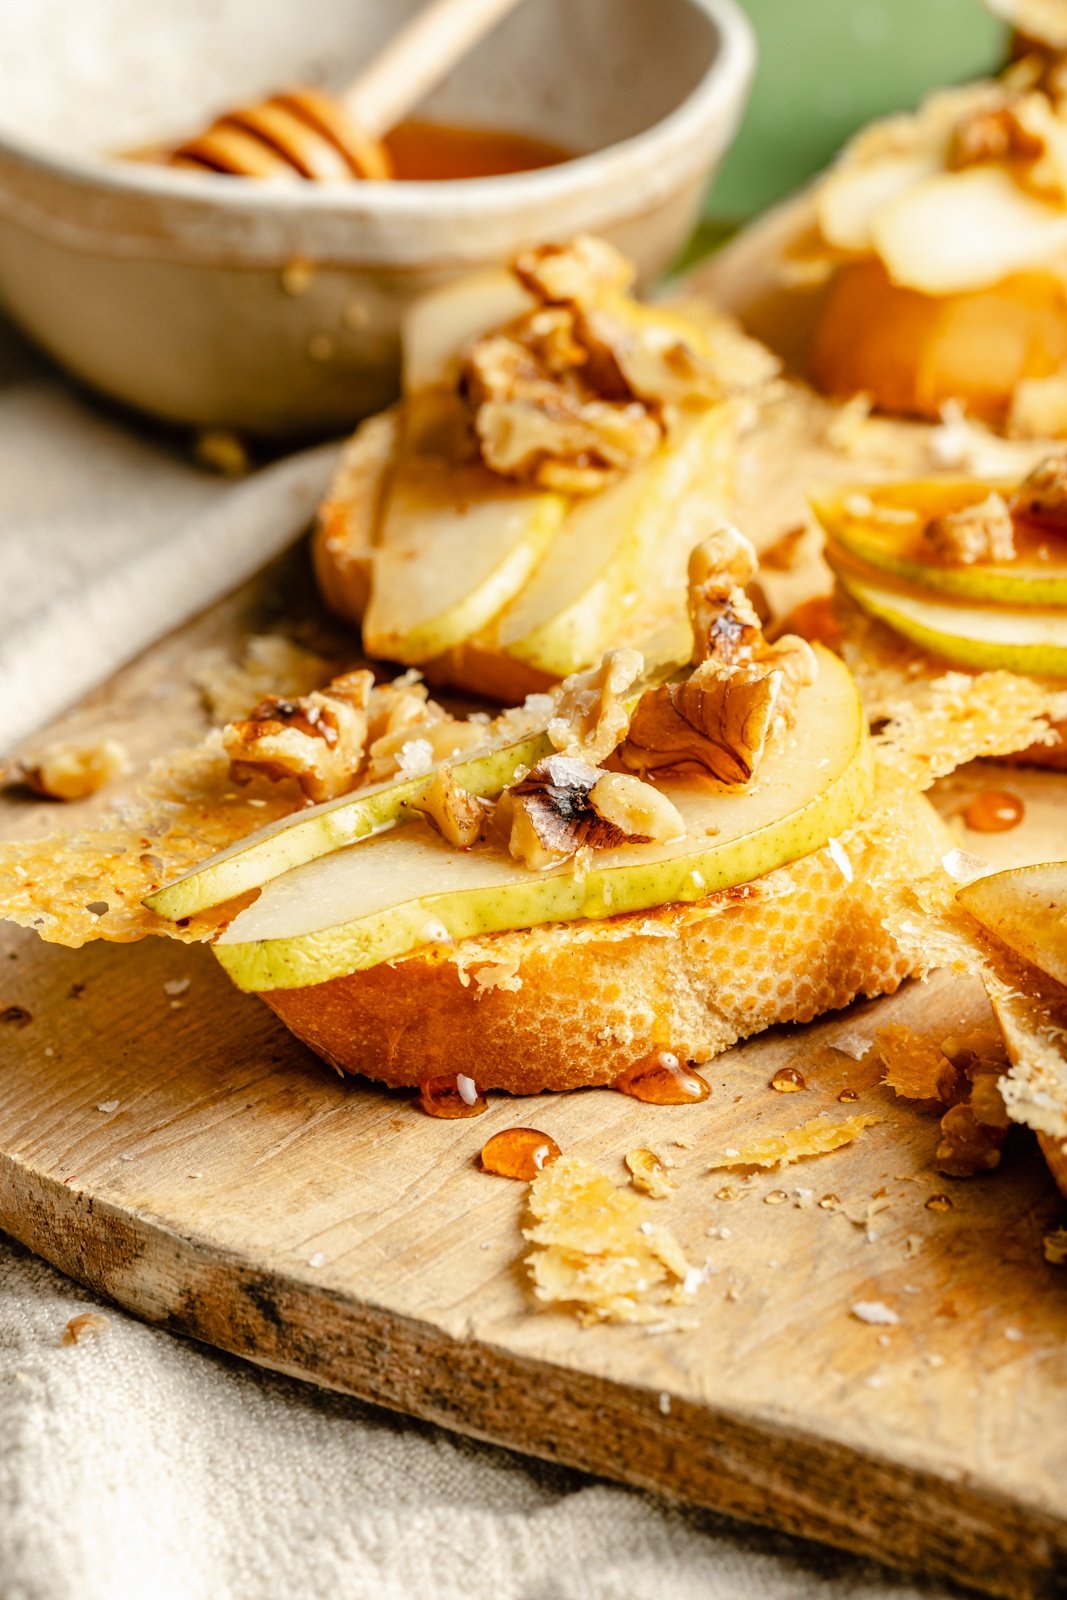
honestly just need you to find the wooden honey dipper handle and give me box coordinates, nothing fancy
[341,0,527,141]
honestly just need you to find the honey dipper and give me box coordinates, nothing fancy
[170,0,526,180]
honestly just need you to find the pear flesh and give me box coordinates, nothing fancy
[214,647,873,993]
[361,460,565,664]
[958,862,1067,990]
[814,481,1067,607]
[832,556,1067,678]
[145,728,551,923]
[489,408,730,678]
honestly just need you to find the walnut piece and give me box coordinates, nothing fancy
[513,235,636,307]
[923,493,1016,565]
[501,755,680,870]
[621,643,814,786]
[687,528,762,664]
[948,101,1045,169]
[411,765,485,849]
[588,771,685,844]
[223,669,373,804]
[458,236,724,494]
[935,1026,1011,1177]
[1011,448,1067,531]
[19,738,127,802]
[465,332,662,493]
[547,648,644,763]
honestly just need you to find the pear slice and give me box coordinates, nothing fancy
[815,480,1067,607]
[145,727,554,924]
[487,407,731,679]
[816,151,942,254]
[361,458,566,665]
[958,862,1067,990]
[832,553,1067,677]
[873,167,1067,296]
[213,647,873,993]
[402,269,533,395]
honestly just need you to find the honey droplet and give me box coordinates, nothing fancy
[925,1193,954,1213]
[818,1193,840,1210]
[417,1073,488,1119]
[480,1126,560,1180]
[838,1088,859,1103]
[614,1050,710,1105]
[716,1185,738,1201]
[764,1189,789,1206]
[962,789,1024,833]
[770,1065,806,1093]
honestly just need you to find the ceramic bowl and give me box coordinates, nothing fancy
[0,0,754,437]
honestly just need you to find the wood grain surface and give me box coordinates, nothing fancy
[0,549,1065,1599]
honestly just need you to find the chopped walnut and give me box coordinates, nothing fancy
[687,528,762,665]
[457,236,724,494]
[948,101,1045,169]
[576,302,724,411]
[547,649,644,763]
[588,772,684,844]
[1011,449,1067,531]
[621,638,814,786]
[411,765,485,849]
[223,669,373,803]
[924,493,1016,565]
[465,332,661,492]
[501,755,678,869]
[513,236,636,308]
[19,738,127,802]
[935,1026,1011,1177]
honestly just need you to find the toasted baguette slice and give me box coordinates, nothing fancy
[262,774,951,1094]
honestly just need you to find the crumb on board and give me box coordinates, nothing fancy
[1044,1228,1067,1267]
[851,1300,899,1327]
[625,1148,676,1199]
[61,1312,110,1346]
[877,1024,946,1101]
[17,739,128,802]
[709,1114,881,1171]
[523,1155,693,1326]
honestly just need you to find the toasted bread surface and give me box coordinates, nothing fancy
[262,777,951,1094]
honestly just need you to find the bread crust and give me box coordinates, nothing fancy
[262,781,952,1095]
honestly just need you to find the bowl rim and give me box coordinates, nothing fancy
[0,0,755,221]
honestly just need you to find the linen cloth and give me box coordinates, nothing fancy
[0,318,958,1600]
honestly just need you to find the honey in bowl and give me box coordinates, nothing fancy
[126,119,573,180]
[384,120,573,180]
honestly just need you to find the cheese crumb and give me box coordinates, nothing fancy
[851,1300,900,1327]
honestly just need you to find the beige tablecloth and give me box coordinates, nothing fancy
[0,319,954,1600]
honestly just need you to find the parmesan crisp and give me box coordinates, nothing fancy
[524,1156,692,1325]
[710,1113,881,1171]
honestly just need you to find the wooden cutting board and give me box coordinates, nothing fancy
[1,552,1066,1600]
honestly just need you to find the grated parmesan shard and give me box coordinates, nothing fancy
[523,1155,692,1325]
[709,1113,881,1171]
[877,1024,948,1101]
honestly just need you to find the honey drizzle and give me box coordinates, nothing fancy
[418,1073,488,1118]
[614,1050,710,1105]
[770,1066,806,1093]
[480,1127,560,1180]
[961,789,1025,833]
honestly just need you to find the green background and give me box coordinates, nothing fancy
[706,0,1007,220]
